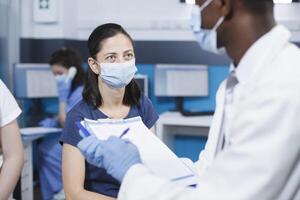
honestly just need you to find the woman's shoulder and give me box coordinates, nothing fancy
[134,95,158,128]
[136,95,155,115]
[67,99,92,116]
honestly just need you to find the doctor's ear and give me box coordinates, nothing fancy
[88,57,100,75]
[219,0,234,19]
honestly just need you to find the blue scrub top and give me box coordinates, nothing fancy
[60,95,159,198]
[66,86,84,113]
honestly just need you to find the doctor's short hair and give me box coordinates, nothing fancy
[83,23,141,108]
[241,0,274,15]
[49,47,85,95]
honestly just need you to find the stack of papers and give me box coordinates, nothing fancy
[77,117,199,186]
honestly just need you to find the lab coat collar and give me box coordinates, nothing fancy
[231,25,291,84]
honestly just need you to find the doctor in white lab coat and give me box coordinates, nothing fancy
[77,0,300,199]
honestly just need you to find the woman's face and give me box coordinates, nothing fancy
[51,64,68,76]
[88,33,135,75]
[96,33,135,63]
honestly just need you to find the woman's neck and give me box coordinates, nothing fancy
[98,81,125,109]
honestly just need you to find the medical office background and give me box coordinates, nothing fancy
[1,0,300,161]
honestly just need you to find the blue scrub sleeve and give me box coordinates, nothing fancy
[60,109,83,146]
[66,86,83,113]
[140,96,159,129]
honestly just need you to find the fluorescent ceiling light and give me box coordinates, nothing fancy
[185,0,195,5]
[184,0,293,5]
[274,0,293,3]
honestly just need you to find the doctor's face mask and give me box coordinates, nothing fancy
[191,0,225,54]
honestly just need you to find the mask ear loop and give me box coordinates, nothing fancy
[199,0,224,32]
[212,16,225,31]
[199,0,214,11]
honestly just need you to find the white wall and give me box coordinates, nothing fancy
[21,0,300,41]
[21,0,76,39]
[21,0,195,41]
[0,0,20,89]
[274,3,300,41]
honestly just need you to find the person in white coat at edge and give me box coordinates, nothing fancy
[77,0,300,199]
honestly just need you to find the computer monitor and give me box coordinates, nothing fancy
[14,63,149,98]
[154,64,212,116]
[14,63,58,98]
[134,74,149,97]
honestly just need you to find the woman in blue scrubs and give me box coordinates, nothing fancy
[60,23,158,199]
[38,48,85,200]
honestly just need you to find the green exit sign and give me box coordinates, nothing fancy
[39,0,49,10]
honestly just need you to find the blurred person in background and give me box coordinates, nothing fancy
[38,47,85,200]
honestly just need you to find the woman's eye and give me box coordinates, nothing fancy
[125,53,134,59]
[106,55,116,62]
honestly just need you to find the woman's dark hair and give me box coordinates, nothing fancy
[83,23,141,108]
[49,47,85,95]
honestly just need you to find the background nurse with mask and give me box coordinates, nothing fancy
[60,23,158,200]
[38,48,85,200]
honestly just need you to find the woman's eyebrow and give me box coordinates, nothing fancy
[104,52,117,56]
[124,49,134,53]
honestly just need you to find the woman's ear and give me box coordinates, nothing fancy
[88,57,100,75]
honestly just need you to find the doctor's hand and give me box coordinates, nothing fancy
[77,136,142,182]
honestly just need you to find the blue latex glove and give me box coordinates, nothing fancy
[55,75,72,102]
[39,118,58,127]
[77,136,104,166]
[77,136,142,182]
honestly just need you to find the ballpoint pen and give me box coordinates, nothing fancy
[75,121,91,138]
[119,128,130,138]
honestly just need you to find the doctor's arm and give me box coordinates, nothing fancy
[117,88,300,200]
[0,120,24,200]
[62,143,116,200]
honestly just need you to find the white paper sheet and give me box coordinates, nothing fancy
[0,154,3,169]
[82,117,199,186]
[20,127,62,136]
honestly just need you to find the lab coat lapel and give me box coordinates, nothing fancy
[198,25,292,171]
[235,25,291,85]
[203,81,227,162]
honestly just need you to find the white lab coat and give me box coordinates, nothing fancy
[0,80,22,127]
[118,25,300,200]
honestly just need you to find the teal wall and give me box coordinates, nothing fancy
[24,64,229,161]
[137,64,229,114]
[137,64,229,161]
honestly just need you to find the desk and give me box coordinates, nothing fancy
[156,112,213,150]
[20,127,62,200]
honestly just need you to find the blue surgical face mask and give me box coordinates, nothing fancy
[96,59,137,89]
[191,0,225,54]
[55,74,69,83]
[54,67,77,85]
